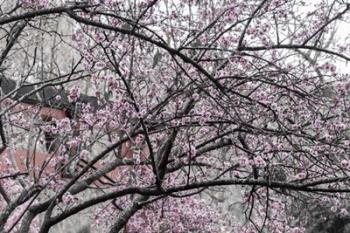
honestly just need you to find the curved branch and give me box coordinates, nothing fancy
[240,44,350,61]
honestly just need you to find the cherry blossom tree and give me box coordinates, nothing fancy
[0,0,350,232]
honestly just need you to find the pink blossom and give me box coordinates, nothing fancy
[55,95,62,101]
[68,86,80,103]
[56,118,72,132]
[134,135,144,145]
[62,192,74,205]
[331,206,338,213]
[192,93,200,101]
[67,137,81,149]
[340,208,349,217]
[295,172,307,180]
[238,157,250,167]
[254,156,266,168]
[21,0,49,8]
[340,159,349,169]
